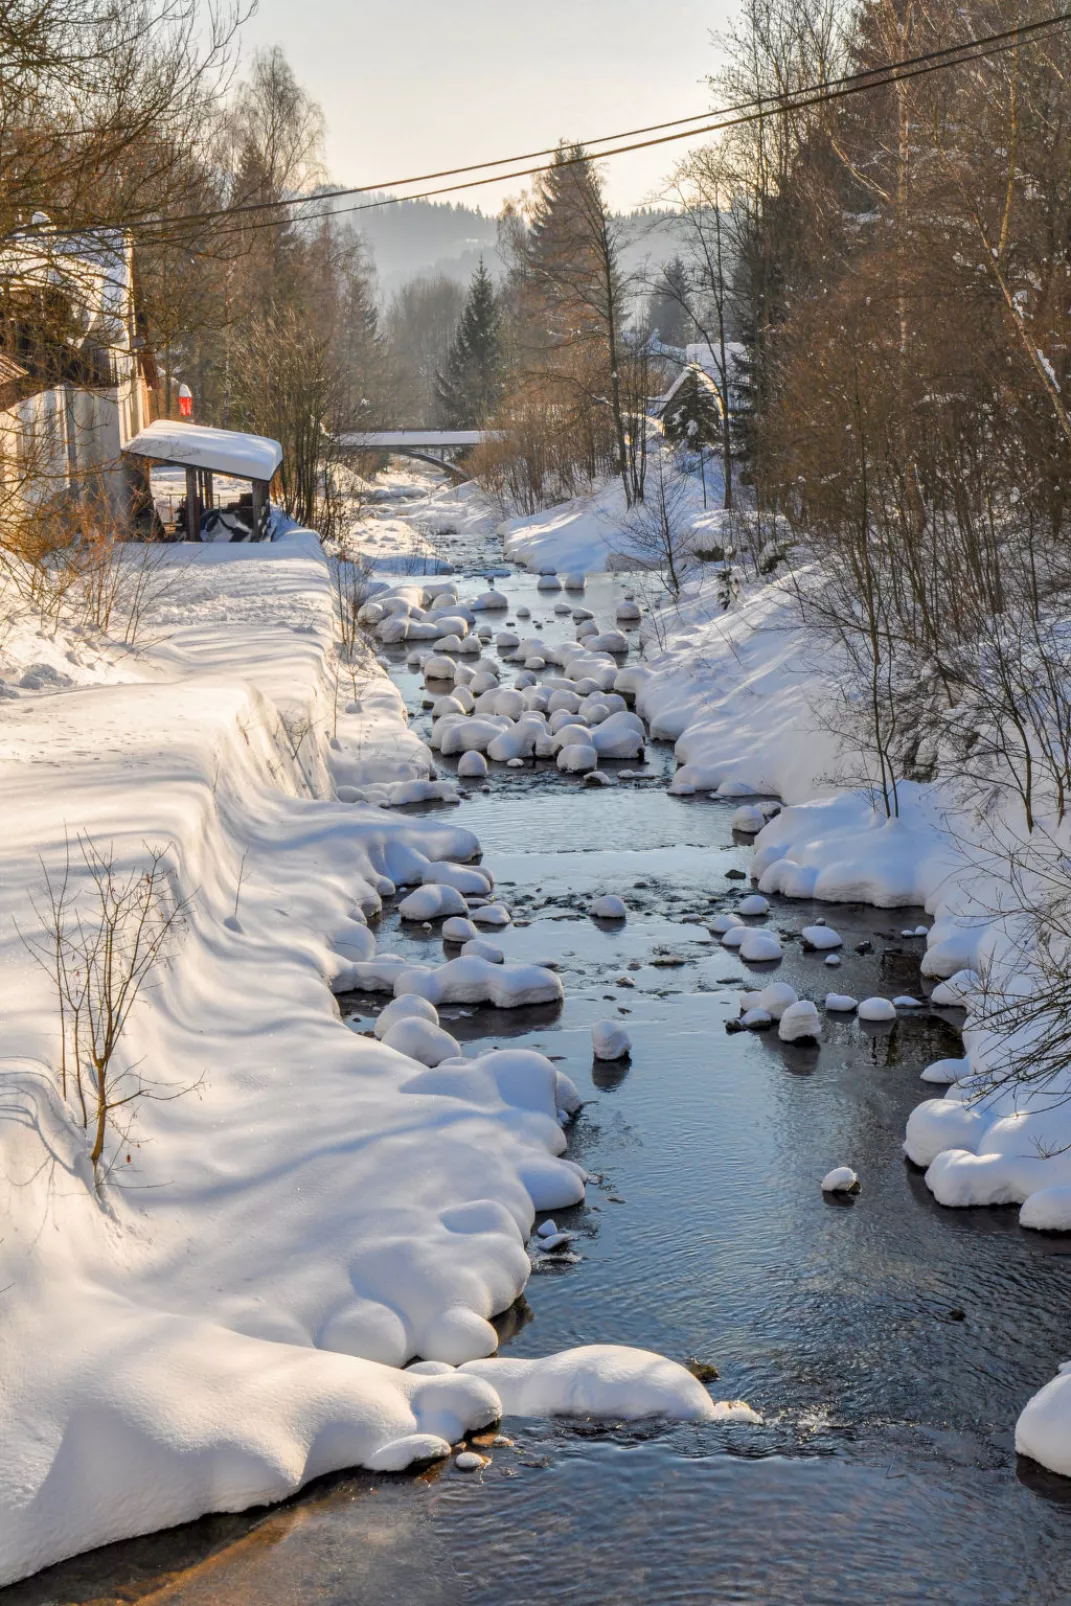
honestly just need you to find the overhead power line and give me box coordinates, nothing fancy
[21,7,1071,244]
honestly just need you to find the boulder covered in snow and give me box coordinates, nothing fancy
[590,894,627,920]
[820,1166,860,1194]
[373,994,440,1040]
[801,925,843,951]
[459,1344,729,1423]
[456,750,489,779]
[778,1000,821,1042]
[381,1017,461,1067]
[592,1020,631,1061]
[398,884,468,921]
[739,929,783,963]
[857,997,896,1022]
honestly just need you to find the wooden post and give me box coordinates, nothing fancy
[251,478,267,541]
[203,470,214,510]
[185,466,199,542]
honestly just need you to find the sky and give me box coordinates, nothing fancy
[241,0,734,215]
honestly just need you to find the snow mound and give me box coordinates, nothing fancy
[821,1166,859,1193]
[398,884,468,921]
[801,925,843,950]
[373,995,439,1039]
[739,929,783,963]
[1020,1187,1071,1231]
[591,894,627,920]
[459,1345,721,1422]
[382,1017,461,1066]
[592,1021,631,1060]
[857,997,896,1022]
[350,956,563,1009]
[779,1001,821,1042]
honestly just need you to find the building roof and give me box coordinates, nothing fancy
[122,419,283,480]
[653,363,724,417]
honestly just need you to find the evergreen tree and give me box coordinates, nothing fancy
[434,258,502,427]
[647,256,693,350]
[662,365,722,448]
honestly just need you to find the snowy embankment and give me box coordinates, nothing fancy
[502,464,729,576]
[632,566,1071,1474]
[0,537,710,1585]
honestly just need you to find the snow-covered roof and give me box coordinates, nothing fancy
[0,227,132,344]
[123,420,283,480]
[652,364,723,417]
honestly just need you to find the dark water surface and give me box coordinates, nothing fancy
[10,568,1071,1605]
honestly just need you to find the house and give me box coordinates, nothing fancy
[0,222,158,526]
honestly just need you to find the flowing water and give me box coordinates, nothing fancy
[11,564,1071,1606]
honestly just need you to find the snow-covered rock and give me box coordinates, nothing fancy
[591,1021,631,1060]
[857,997,896,1022]
[421,862,492,895]
[739,929,783,963]
[456,750,488,779]
[801,925,843,950]
[398,884,468,921]
[778,1000,821,1042]
[825,994,858,1012]
[1019,1187,1071,1231]
[373,994,440,1039]
[471,902,512,928]
[382,1017,461,1067]
[591,894,627,920]
[459,1345,721,1423]
[820,1166,859,1193]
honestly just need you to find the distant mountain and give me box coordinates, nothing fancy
[326,193,686,300]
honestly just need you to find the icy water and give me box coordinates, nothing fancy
[12,566,1071,1605]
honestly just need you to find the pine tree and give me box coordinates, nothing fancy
[647,256,693,350]
[662,365,722,448]
[434,258,502,428]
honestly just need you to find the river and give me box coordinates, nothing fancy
[9,561,1071,1605]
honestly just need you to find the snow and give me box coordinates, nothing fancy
[825,994,858,1012]
[738,929,783,963]
[373,995,440,1038]
[778,1001,822,1042]
[123,418,283,481]
[857,997,897,1023]
[457,750,488,779]
[398,884,469,920]
[591,894,627,919]
[591,1021,632,1060]
[742,982,798,1020]
[1019,1187,1071,1232]
[381,1017,461,1066]
[821,1167,859,1193]
[459,1345,721,1422]
[0,534,720,1584]
[801,924,843,950]
[1017,1367,1071,1474]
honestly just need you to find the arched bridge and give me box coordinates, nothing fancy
[337,430,495,484]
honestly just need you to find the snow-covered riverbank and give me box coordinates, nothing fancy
[0,534,712,1585]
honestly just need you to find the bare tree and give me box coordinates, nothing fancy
[21,835,188,1187]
